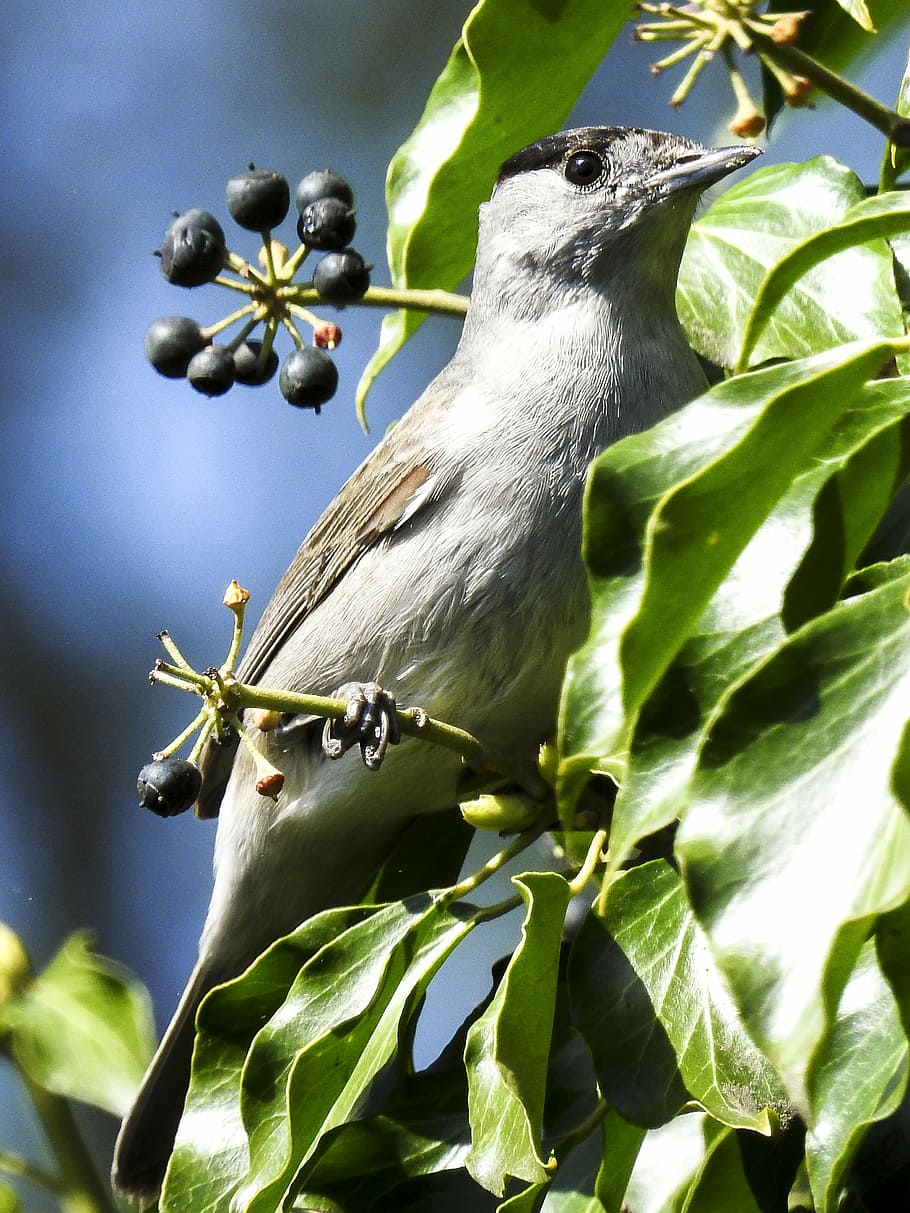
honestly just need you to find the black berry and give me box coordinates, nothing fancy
[294,170,354,215]
[226,165,290,231]
[296,197,356,251]
[137,758,202,818]
[279,347,339,411]
[187,346,236,396]
[313,249,371,305]
[145,316,206,378]
[234,339,279,385]
[158,209,226,287]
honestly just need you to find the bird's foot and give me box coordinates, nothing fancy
[322,681,401,770]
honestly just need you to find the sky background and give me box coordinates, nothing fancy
[1,1,906,1203]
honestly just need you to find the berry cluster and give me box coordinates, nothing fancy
[146,165,372,412]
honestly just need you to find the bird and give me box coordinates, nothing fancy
[112,125,760,1201]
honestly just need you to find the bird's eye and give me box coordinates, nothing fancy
[565,151,605,188]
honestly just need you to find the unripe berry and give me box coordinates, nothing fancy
[313,249,371,305]
[279,347,339,411]
[187,346,236,396]
[226,164,290,231]
[145,316,206,377]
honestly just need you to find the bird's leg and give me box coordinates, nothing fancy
[322,681,402,770]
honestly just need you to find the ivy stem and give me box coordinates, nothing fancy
[15,1069,115,1213]
[567,829,609,896]
[284,283,469,318]
[745,25,910,146]
[0,1148,64,1193]
[445,822,550,904]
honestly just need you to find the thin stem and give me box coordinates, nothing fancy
[746,25,910,146]
[282,241,311,279]
[203,301,258,339]
[286,301,324,329]
[0,1148,63,1192]
[445,822,550,903]
[224,252,268,287]
[152,660,210,691]
[186,714,214,767]
[17,1070,115,1213]
[284,283,469,318]
[156,629,193,672]
[551,1099,611,1164]
[213,274,258,296]
[567,829,608,896]
[150,667,205,695]
[157,705,209,758]
[232,682,494,770]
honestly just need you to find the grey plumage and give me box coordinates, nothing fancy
[113,126,760,1201]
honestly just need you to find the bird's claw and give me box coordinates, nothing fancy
[322,681,401,770]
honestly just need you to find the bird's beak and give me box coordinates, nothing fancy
[649,144,763,194]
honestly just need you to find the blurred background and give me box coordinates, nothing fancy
[1,0,906,1201]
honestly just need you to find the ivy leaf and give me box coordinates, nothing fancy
[162,905,377,1213]
[678,158,901,370]
[737,190,910,369]
[805,939,908,1213]
[832,0,875,29]
[465,873,572,1195]
[676,560,910,1109]
[608,381,910,869]
[568,862,786,1133]
[0,931,154,1117]
[558,340,899,819]
[0,1182,21,1213]
[357,0,628,413]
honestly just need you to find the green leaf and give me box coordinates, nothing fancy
[737,190,910,370]
[678,158,901,370]
[676,561,910,1109]
[622,1114,719,1213]
[832,0,875,29]
[465,873,572,1195]
[162,905,377,1213]
[569,862,786,1133]
[594,1109,646,1213]
[805,939,908,1213]
[0,1182,21,1213]
[609,381,910,868]
[0,932,154,1117]
[558,340,899,817]
[681,1123,805,1213]
[239,895,475,1213]
[357,0,628,411]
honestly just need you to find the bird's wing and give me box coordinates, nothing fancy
[196,379,461,818]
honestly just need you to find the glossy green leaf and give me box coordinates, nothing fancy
[162,905,376,1213]
[357,0,628,412]
[0,932,154,1117]
[0,1182,20,1213]
[681,1124,805,1213]
[569,862,786,1133]
[593,1109,646,1213]
[559,340,899,817]
[805,939,908,1213]
[833,0,875,29]
[677,561,910,1109]
[609,381,910,869]
[237,895,475,1213]
[465,873,572,1195]
[622,1114,718,1213]
[678,158,901,369]
[738,190,910,369]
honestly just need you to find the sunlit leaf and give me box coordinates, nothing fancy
[465,873,572,1195]
[677,560,910,1108]
[568,863,786,1133]
[805,939,908,1213]
[0,932,154,1117]
[679,158,901,369]
[357,0,628,412]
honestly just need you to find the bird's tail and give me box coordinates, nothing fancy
[111,958,216,1204]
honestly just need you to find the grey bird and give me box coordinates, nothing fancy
[112,125,760,1201]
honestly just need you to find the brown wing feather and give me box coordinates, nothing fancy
[194,424,442,819]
